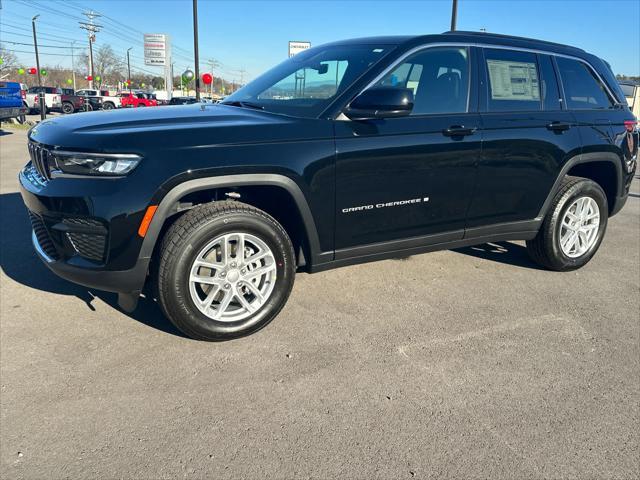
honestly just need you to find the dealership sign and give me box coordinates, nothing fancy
[288,41,311,58]
[144,33,168,66]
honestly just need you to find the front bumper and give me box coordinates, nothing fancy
[19,163,151,298]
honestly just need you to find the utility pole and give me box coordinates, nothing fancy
[238,67,246,88]
[127,48,132,93]
[70,41,77,91]
[79,11,102,89]
[208,59,220,97]
[31,15,45,120]
[450,0,458,31]
[192,0,201,101]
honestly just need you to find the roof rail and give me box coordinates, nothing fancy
[441,30,586,53]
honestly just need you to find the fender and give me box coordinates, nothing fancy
[536,152,623,220]
[138,174,324,264]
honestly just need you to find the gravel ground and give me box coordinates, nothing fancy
[1,125,639,479]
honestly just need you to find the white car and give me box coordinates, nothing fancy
[25,86,62,114]
[75,89,122,110]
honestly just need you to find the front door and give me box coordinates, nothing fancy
[334,46,481,255]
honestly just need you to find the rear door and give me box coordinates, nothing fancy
[467,48,581,229]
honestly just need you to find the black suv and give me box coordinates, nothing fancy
[19,32,637,340]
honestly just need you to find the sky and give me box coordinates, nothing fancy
[1,0,639,84]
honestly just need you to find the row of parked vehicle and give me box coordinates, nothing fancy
[22,86,160,114]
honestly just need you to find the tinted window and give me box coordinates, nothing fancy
[620,83,636,98]
[556,57,613,110]
[539,55,561,110]
[374,47,469,115]
[484,49,540,112]
[223,44,389,118]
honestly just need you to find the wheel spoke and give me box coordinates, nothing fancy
[190,274,221,285]
[244,263,276,281]
[235,289,255,313]
[245,250,270,265]
[200,284,221,309]
[214,289,234,318]
[194,259,224,270]
[243,280,265,302]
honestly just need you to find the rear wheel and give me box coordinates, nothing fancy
[157,201,296,341]
[527,176,608,271]
[61,102,75,114]
[103,102,115,110]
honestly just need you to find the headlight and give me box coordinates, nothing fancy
[51,151,142,176]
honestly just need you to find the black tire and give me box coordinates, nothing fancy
[137,103,145,107]
[103,102,115,110]
[157,201,296,341]
[62,102,75,114]
[526,176,608,271]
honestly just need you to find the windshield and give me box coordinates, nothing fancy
[223,43,392,118]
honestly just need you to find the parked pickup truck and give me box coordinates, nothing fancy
[117,91,142,108]
[137,92,158,107]
[75,89,121,110]
[0,81,27,123]
[60,93,85,114]
[25,86,62,114]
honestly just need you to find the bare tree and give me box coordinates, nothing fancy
[78,45,124,87]
[0,44,19,78]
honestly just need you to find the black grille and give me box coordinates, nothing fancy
[28,212,59,260]
[63,217,107,262]
[28,142,53,182]
[66,232,106,262]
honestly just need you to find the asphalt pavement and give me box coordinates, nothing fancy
[1,124,639,479]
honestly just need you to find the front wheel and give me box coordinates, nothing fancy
[526,176,608,271]
[102,102,115,110]
[156,201,296,341]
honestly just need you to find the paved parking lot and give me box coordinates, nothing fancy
[1,125,639,479]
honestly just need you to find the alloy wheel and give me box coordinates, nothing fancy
[188,232,277,322]
[559,196,600,258]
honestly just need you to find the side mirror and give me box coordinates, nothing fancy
[344,87,414,120]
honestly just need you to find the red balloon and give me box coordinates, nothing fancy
[28,67,37,75]
[202,73,213,85]
[86,75,93,81]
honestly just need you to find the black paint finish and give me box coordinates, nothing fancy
[18,31,637,297]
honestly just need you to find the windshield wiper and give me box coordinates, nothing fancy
[221,100,264,110]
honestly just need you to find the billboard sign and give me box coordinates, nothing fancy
[288,41,311,58]
[144,33,168,66]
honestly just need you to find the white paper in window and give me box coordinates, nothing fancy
[487,59,540,101]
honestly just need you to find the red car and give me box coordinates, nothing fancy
[117,91,157,107]
[135,92,158,107]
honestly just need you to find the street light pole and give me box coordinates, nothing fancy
[127,47,132,94]
[450,0,458,31]
[71,41,77,91]
[192,0,200,101]
[31,15,45,120]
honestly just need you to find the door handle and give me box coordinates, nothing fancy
[442,125,477,137]
[546,121,571,132]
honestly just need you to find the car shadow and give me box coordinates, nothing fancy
[0,192,186,338]
[453,241,545,270]
[0,129,15,137]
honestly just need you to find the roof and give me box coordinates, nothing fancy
[328,31,588,58]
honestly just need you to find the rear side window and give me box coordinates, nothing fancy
[484,49,540,112]
[374,47,469,115]
[555,57,613,110]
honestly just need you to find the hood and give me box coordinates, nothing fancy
[28,104,316,153]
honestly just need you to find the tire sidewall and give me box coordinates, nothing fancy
[62,102,74,114]
[550,181,608,269]
[165,212,295,339]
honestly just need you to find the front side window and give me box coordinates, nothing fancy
[374,47,469,115]
[223,44,391,118]
[555,57,614,110]
[484,49,540,112]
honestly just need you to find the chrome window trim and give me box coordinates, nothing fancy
[352,41,618,114]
